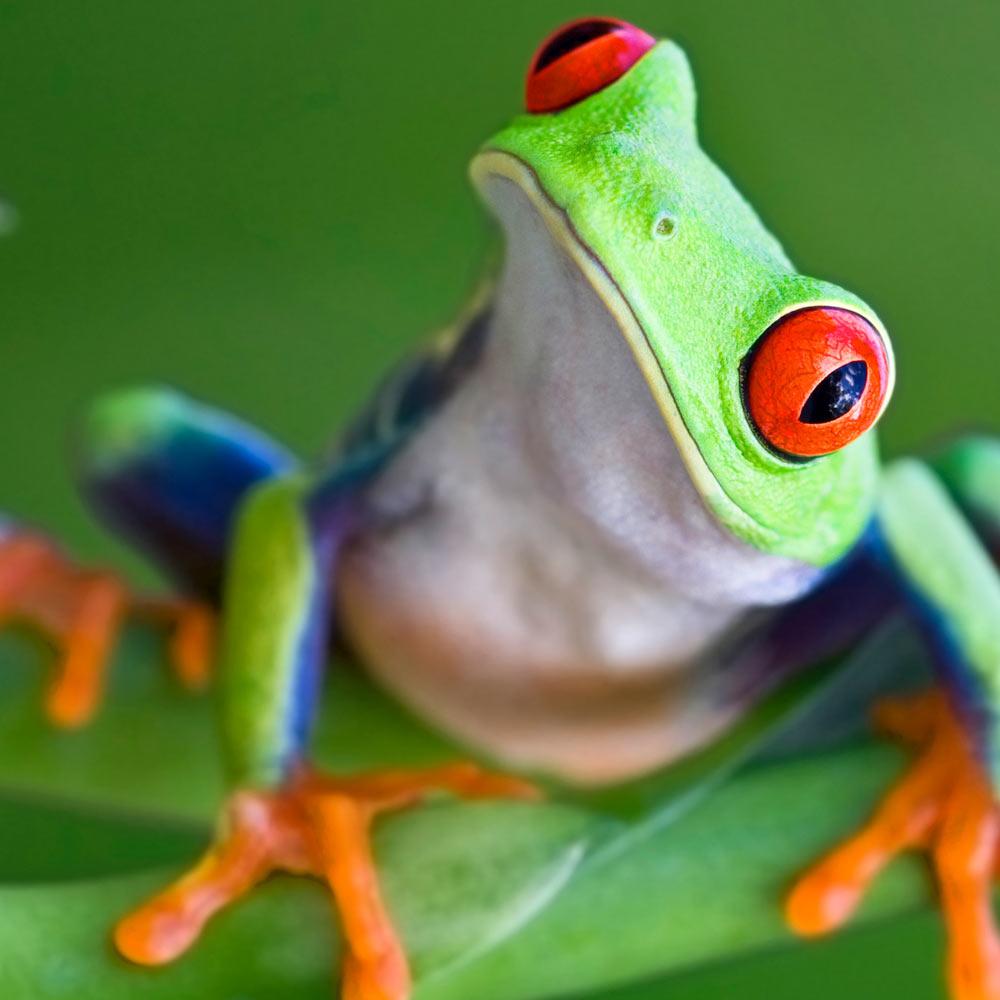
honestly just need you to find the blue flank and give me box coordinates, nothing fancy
[73,312,492,774]
[271,314,491,765]
[285,540,330,768]
[867,518,996,769]
[279,435,412,763]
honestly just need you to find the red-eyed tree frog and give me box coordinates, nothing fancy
[3,17,1000,1000]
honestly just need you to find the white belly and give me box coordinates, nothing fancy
[336,357,817,785]
[339,484,762,785]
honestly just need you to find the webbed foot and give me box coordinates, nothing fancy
[787,689,1000,1000]
[0,529,214,726]
[114,762,541,1000]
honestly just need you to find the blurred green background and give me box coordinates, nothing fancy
[1,1,998,997]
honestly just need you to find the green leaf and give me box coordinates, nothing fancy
[0,618,942,999]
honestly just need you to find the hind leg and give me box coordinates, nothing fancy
[76,385,297,598]
[2,386,297,725]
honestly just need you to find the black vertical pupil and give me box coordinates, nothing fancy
[799,361,868,424]
[534,20,619,71]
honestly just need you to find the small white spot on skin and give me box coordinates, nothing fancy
[0,200,19,236]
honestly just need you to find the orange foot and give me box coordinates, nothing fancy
[115,762,541,1000]
[0,529,215,726]
[787,688,1000,1000]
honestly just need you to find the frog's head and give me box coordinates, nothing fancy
[470,18,894,568]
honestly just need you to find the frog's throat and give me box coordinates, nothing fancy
[469,148,778,554]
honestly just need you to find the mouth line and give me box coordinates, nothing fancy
[469,148,786,552]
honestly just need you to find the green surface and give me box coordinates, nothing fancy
[2,1,999,998]
[482,44,884,567]
[0,620,948,999]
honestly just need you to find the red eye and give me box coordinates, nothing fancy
[525,17,656,114]
[743,307,892,459]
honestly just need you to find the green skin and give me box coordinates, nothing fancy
[215,42,1000,785]
[26,36,1000,982]
[479,43,882,567]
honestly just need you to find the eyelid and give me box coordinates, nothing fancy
[525,18,657,114]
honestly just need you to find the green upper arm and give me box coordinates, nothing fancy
[220,473,321,788]
[877,459,1000,776]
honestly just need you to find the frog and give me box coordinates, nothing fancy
[4,16,1000,1000]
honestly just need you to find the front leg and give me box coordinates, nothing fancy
[787,460,1000,1000]
[113,468,538,1000]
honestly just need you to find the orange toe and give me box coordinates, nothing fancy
[115,795,273,965]
[44,573,127,727]
[132,596,216,689]
[935,769,1000,1000]
[342,950,410,1000]
[314,794,410,1000]
[0,533,129,726]
[115,762,541,999]
[787,688,1000,1000]
[0,530,215,725]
